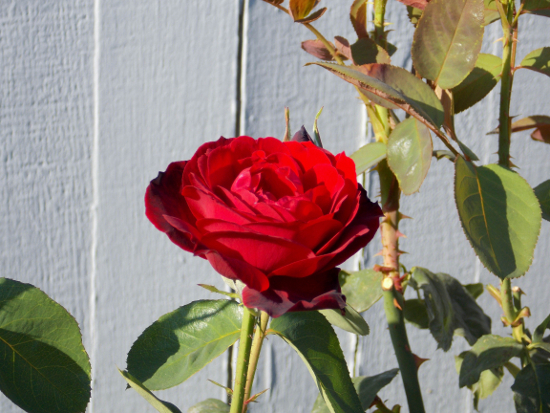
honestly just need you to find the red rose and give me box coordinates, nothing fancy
[145,136,382,317]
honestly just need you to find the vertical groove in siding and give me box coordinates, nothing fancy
[89,0,101,411]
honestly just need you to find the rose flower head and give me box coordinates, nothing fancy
[145,136,382,317]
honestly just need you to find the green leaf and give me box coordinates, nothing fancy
[519,47,550,78]
[127,300,242,390]
[454,157,542,279]
[412,268,491,351]
[118,369,182,413]
[522,0,550,17]
[452,53,502,114]
[340,269,384,313]
[407,6,423,26]
[455,353,503,410]
[310,62,444,128]
[387,117,433,195]
[187,399,229,413]
[320,304,370,336]
[311,369,399,413]
[270,312,364,413]
[534,180,550,221]
[351,38,391,65]
[512,364,550,413]
[350,142,387,175]
[0,278,91,413]
[483,0,500,25]
[464,283,484,300]
[411,0,485,89]
[534,313,550,343]
[459,334,523,387]
[456,139,480,161]
[403,299,430,329]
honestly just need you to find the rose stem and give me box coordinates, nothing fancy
[229,306,256,413]
[242,311,270,412]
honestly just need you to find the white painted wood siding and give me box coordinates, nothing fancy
[1,1,548,412]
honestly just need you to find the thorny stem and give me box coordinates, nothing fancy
[498,0,518,166]
[229,307,256,413]
[242,311,270,412]
[373,0,388,48]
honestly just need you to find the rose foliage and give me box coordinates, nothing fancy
[145,136,382,317]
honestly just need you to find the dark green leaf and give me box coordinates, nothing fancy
[311,369,399,413]
[118,369,182,413]
[270,312,363,413]
[387,117,433,195]
[484,0,500,25]
[351,38,391,65]
[459,334,523,387]
[522,0,550,17]
[407,6,423,26]
[187,399,229,413]
[320,304,370,336]
[127,300,242,390]
[310,62,444,128]
[452,53,502,113]
[456,139,480,161]
[464,283,484,299]
[534,313,550,343]
[512,363,550,413]
[412,268,491,351]
[519,47,550,78]
[534,180,550,221]
[403,299,430,329]
[454,157,542,279]
[0,278,91,413]
[350,141,387,175]
[412,0,485,89]
[340,269,384,313]
[455,353,503,410]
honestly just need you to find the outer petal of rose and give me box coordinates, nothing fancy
[335,152,358,185]
[269,254,333,278]
[145,161,198,252]
[241,268,345,317]
[200,231,315,274]
[205,250,269,292]
[182,137,230,185]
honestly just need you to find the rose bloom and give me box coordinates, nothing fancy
[145,136,382,317]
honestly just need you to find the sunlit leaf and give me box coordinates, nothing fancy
[512,364,550,413]
[412,0,484,89]
[459,335,523,387]
[311,369,399,413]
[484,0,500,25]
[270,312,363,413]
[454,157,542,279]
[350,141,387,175]
[118,369,182,413]
[534,180,550,221]
[320,304,370,336]
[340,269,384,313]
[310,62,444,128]
[452,53,502,113]
[387,117,433,195]
[0,278,91,413]
[289,0,320,21]
[127,300,242,390]
[187,399,229,413]
[350,0,368,39]
[407,6,424,25]
[522,0,550,18]
[302,39,335,61]
[519,47,550,78]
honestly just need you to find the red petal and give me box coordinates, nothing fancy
[205,251,269,292]
[335,152,358,184]
[285,141,333,173]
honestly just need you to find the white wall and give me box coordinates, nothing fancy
[1,1,549,412]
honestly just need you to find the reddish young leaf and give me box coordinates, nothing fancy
[289,0,320,21]
[295,7,327,23]
[350,0,369,38]
[334,36,353,60]
[301,39,335,61]
[262,0,284,5]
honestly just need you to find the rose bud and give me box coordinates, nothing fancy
[145,136,382,317]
